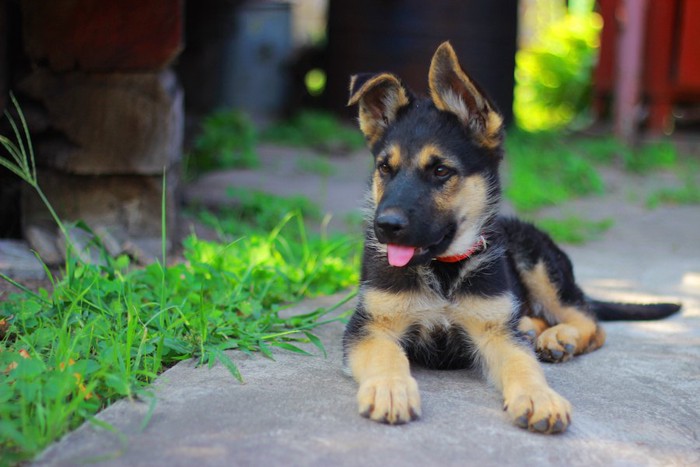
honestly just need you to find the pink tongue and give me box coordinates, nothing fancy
[387,244,416,267]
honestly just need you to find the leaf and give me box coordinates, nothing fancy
[13,356,46,379]
[269,341,312,356]
[303,331,326,358]
[257,339,275,360]
[0,419,35,451]
[162,337,192,356]
[104,374,131,397]
[213,348,243,383]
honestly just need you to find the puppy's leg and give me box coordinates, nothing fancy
[517,315,548,345]
[456,294,571,434]
[504,218,605,362]
[347,334,421,424]
[522,261,606,362]
[344,290,421,425]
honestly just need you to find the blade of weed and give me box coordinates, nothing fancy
[0,272,51,304]
[211,347,243,382]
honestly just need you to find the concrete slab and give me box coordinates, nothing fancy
[184,145,371,232]
[0,239,46,280]
[32,301,700,467]
[33,147,700,466]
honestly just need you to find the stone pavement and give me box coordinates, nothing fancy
[33,147,700,466]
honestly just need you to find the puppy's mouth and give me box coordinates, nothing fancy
[385,227,454,267]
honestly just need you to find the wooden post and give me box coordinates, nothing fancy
[613,0,648,144]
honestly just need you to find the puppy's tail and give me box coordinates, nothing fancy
[587,299,681,321]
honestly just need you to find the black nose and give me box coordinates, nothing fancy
[375,209,409,239]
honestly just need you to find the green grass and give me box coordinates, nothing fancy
[646,160,700,208]
[533,216,614,244]
[0,223,358,463]
[504,130,606,212]
[647,183,700,208]
[296,154,337,177]
[185,110,259,177]
[193,187,323,237]
[504,131,684,213]
[504,130,686,243]
[624,140,677,173]
[261,110,365,153]
[0,98,360,463]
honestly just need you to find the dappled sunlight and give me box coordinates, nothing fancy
[514,2,602,131]
[586,278,638,290]
[582,278,672,303]
[628,319,697,336]
[681,272,700,294]
[565,435,699,466]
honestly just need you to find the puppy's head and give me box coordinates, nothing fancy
[348,42,504,267]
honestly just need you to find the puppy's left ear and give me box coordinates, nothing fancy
[429,42,503,149]
[348,72,410,147]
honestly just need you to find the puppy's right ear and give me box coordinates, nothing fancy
[348,73,410,146]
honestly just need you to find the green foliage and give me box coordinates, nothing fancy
[186,110,259,176]
[194,187,322,236]
[647,182,700,208]
[0,219,358,462]
[504,131,684,214]
[261,110,365,153]
[504,130,606,212]
[534,216,614,244]
[623,140,677,173]
[514,6,602,131]
[646,160,700,208]
[0,99,360,462]
[296,154,336,177]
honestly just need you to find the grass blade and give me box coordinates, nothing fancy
[269,341,313,356]
[213,348,244,383]
[302,331,326,358]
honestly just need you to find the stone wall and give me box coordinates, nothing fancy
[11,0,184,265]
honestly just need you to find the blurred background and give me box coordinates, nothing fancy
[1,0,699,257]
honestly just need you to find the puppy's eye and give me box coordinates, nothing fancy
[433,165,451,179]
[378,162,392,175]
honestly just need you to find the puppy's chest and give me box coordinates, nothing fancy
[400,292,463,334]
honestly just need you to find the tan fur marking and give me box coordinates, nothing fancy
[347,288,426,424]
[363,288,415,335]
[522,262,605,355]
[451,294,571,433]
[348,73,409,147]
[386,144,401,169]
[416,144,445,170]
[371,144,401,205]
[518,316,549,337]
[428,42,503,150]
[348,336,421,424]
[481,112,504,149]
[371,171,383,206]
[364,288,451,331]
[453,175,489,219]
[439,174,490,257]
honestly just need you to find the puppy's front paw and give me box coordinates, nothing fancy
[504,386,571,434]
[357,375,421,425]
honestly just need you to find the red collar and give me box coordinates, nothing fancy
[435,235,487,263]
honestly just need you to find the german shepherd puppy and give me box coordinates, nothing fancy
[343,42,680,434]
